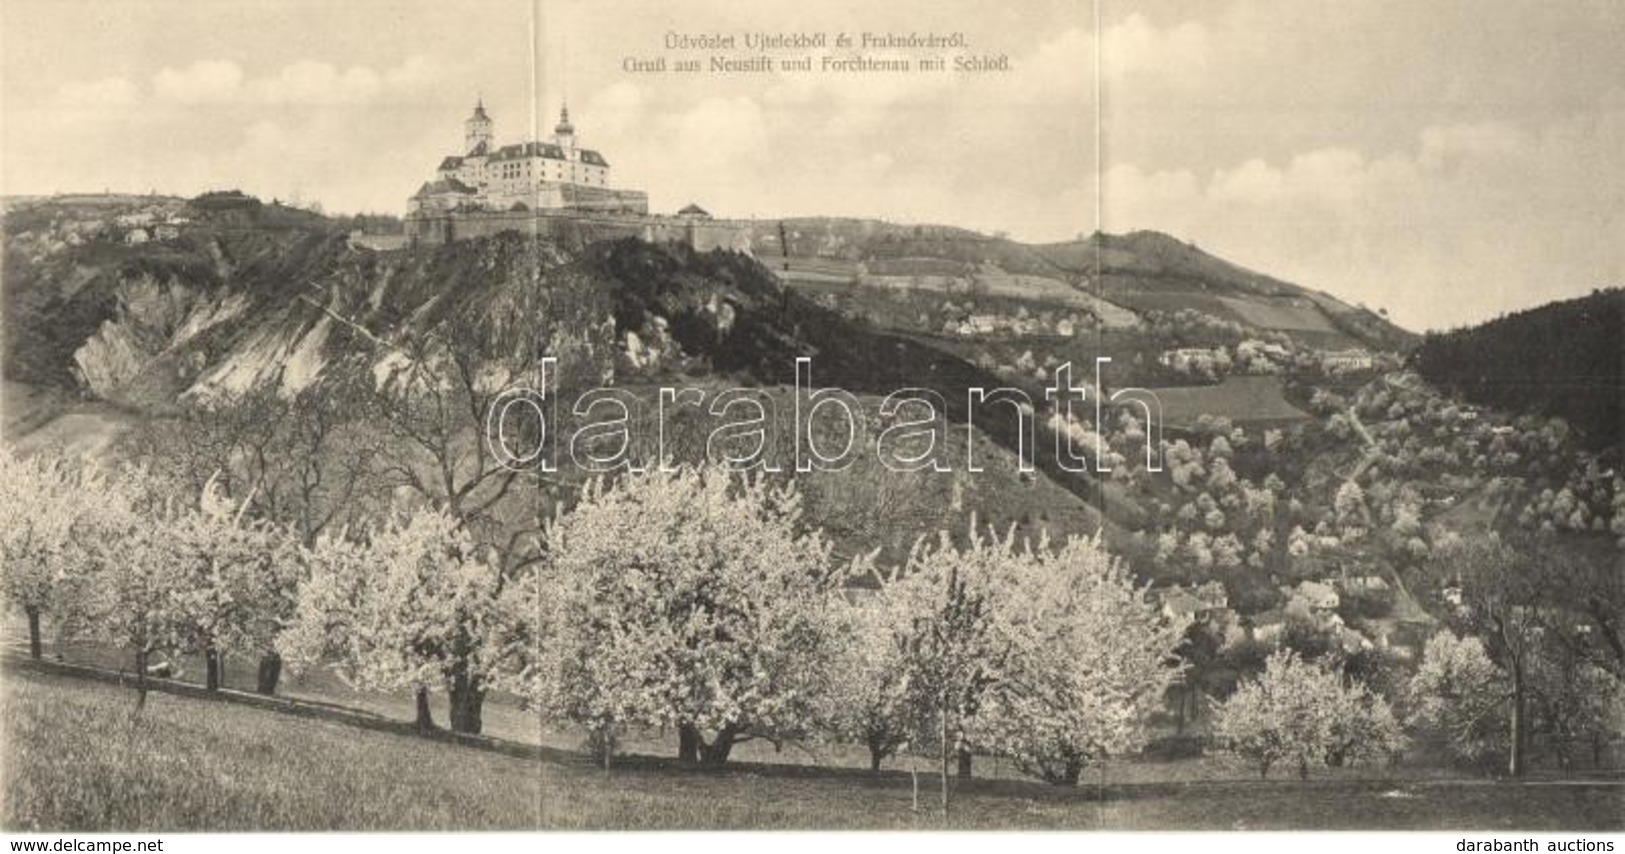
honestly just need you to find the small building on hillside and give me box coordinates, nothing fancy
[1337,573,1390,593]
[1291,580,1340,613]
[1157,583,1231,625]
[1322,348,1375,372]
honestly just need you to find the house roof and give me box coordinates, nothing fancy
[677,203,711,217]
[1251,608,1286,627]
[1296,580,1340,605]
[438,156,465,171]
[1161,590,1208,617]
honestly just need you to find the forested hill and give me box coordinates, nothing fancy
[1411,288,1622,450]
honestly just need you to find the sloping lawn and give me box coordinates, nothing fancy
[4,669,1621,831]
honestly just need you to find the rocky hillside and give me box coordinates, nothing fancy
[8,192,1622,669]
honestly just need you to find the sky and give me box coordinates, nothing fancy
[2,0,1620,331]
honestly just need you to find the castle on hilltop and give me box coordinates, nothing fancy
[404,100,751,252]
[409,100,649,216]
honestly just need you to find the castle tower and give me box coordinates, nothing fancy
[464,98,493,155]
[554,103,575,152]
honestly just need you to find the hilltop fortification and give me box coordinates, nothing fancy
[403,101,751,252]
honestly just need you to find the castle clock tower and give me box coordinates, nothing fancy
[464,99,493,154]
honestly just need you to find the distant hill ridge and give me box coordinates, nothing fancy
[757,217,1415,353]
[1413,287,1623,450]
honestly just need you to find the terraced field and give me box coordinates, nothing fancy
[1150,375,1312,431]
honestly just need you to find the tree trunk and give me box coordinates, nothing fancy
[868,733,886,772]
[698,725,739,766]
[414,685,436,731]
[957,747,973,778]
[205,647,221,691]
[939,702,950,817]
[447,669,486,735]
[678,723,701,764]
[134,649,149,712]
[256,652,282,695]
[25,605,42,660]
[1508,661,1527,778]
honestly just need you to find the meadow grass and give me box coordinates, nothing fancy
[2,670,541,831]
[4,669,1621,831]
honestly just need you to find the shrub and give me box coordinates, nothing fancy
[1214,650,1404,779]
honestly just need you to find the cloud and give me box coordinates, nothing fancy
[153,60,245,105]
[1101,13,1209,86]
[1105,116,1624,330]
[150,56,438,107]
[57,76,139,107]
[1418,122,1527,170]
[247,56,440,105]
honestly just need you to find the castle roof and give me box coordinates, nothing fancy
[491,141,564,161]
[438,155,465,171]
[413,177,477,199]
[676,203,711,218]
[486,141,610,167]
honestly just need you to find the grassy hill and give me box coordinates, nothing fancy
[7,667,1621,831]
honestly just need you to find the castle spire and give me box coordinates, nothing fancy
[554,102,576,150]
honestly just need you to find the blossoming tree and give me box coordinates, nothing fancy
[539,466,846,766]
[0,448,91,659]
[280,507,534,733]
[1214,649,1404,779]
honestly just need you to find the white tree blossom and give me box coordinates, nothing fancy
[538,466,846,765]
[0,447,93,658]
[1214,650,1404,779]
[280,506,533,733]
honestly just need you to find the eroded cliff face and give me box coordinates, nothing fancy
[13,200,786,417]
[67,231,640,408]
[72,275,249,405]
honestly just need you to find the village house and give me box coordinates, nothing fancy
[1290,579,1341,613]
[1157,583,1230,623]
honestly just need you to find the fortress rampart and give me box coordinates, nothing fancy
[404,209,756,253]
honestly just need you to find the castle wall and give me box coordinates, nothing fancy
[404,209,755,255]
